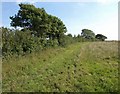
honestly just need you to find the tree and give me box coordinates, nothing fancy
[81,29,95,39]
[95,34,107,41]
[10,4,48,37]
[67,33,72,37]
[10,3,67,40]
[77,34,81,38]
[47,15,67,41]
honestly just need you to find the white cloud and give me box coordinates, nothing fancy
[1,0,119,3]
[97,0,119,4]
[16,0,38,4]
[0,0,116,2]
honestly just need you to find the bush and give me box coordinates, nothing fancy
[46,39,59,47]
[59,35,76,47]
[2,27,60,57]
[2,28,43,57]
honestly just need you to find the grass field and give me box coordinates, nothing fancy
[2,42,119,92]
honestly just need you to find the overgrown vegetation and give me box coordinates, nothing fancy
[1,3,107,57]
[2,3,117,93]
[2,42,118,92]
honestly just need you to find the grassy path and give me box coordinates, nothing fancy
[2,42,118,92]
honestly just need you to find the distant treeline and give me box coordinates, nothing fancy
[1,4,107,57]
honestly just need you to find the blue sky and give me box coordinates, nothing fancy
[1,0,118,40]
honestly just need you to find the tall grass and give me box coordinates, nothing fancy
[2,42,119,92]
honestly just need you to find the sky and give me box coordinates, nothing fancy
[1,0,119,40]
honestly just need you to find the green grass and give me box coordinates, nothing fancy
[2,42,119,92]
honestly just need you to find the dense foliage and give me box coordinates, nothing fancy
[81,29,95,39]
[3,42,118,92]
[10,4,67,41]
[1,3,107,57]
[95,34,107,41]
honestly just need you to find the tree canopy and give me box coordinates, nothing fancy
[67,33,72,37]
[10,3,67,39]
[95,34,107,41]
[2,3,108,57]
[81,29,95,39]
